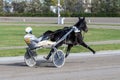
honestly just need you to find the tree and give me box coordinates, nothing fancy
[3,1,13,13]
[31,0,42,12]
[108,0,120,14]
[12,0,43,13]
[91,0,120,14]
[91,0,102,13]
[43,0,65,13]
[0,0,3,11]
[64,0,84,13]
[43,0,57,13]
[25,0,42,13]
[12,1,26,13]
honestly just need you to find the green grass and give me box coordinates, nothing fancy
[0,25,62,47]
[0,25,120,57]
[0,25,120,47]
[71,44,120,53]
[84,28,120,42]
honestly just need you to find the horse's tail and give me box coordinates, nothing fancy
[41,30,54,40]
[43,30,54,36]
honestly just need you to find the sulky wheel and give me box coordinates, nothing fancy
[24,49,37,67]
[52,50,65,68]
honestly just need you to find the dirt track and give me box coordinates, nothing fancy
[0,50,120,80]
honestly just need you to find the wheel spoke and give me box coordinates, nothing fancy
[24,52,37,67]
[53,50,65,68]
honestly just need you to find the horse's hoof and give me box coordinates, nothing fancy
[93,51,96,54]
[65,54,69,58]
[43,56,49,60]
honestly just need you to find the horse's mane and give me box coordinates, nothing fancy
[50,27,72,41]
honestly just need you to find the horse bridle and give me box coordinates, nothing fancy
[73,21,86,39]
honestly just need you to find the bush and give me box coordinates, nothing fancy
[0,12,58,17]
[0,12,119,17]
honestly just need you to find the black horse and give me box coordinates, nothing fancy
[42,17,95,60]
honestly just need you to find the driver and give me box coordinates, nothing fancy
[24,27,56,49]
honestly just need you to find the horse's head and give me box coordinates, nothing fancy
[74,17,88,32]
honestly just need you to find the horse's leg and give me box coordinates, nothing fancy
[65,44,73,58]
[44,49,54,60]
[76,33,96,54]
[80,42,96,54]
[44,43,62,60]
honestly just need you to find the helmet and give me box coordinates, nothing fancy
[25,27,32,34]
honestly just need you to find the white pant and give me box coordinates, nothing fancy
[36,40,56,48]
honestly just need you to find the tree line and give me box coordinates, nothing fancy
[0,0,120,17]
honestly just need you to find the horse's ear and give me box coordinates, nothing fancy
[78,17,81,20]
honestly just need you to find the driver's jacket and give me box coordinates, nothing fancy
[24,34,42,49]
[24,34,56,49]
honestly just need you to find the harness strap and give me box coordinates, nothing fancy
[72,26,80,33]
